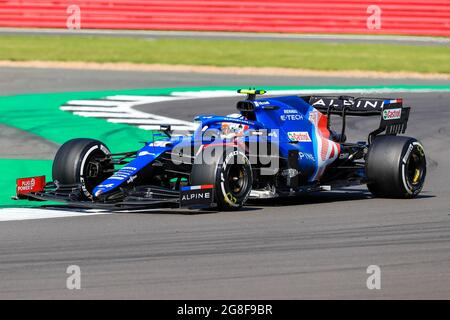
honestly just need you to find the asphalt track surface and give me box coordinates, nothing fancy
[0,68,449,299]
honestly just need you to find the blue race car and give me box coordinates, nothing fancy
[15,89,426,211]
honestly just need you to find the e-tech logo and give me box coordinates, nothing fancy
[281,114,304,121]
[383,108,402,120]
[280,108,303,121]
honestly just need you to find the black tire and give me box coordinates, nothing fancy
[52,138,113,199]
[190,146,253,211]
[366,135,426,198]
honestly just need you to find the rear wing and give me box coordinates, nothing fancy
[302,95,410,143]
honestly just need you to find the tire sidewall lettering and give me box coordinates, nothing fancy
[79,144,110,198]
[218,149,252,208]
[401,141,425,196]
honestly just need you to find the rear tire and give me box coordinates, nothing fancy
[190,146,253,211]
[366,135,426,198]
[52,138,113,199]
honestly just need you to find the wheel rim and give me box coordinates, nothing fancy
[405,146,426,188]
[82,150,112,195]
[226,164,248,197]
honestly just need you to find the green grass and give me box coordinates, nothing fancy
[1,35,449,73]
[0,159,52,207]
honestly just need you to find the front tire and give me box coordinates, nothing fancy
[190,146,253,211]
[52,138,113,199]
[366,135,426,198]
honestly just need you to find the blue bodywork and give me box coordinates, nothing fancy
[93,95,341,197]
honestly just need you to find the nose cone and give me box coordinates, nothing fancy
[91,142,172,198]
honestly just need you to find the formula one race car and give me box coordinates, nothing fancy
[14,89,427,211]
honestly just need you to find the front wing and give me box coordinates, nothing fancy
[14,179,216,211]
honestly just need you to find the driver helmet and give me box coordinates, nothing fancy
[221,113,249,138]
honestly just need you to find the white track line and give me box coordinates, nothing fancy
[66,100,122,106]
[107,118,195,125]
[61,95,198,131]
[105,95,177,102]
[60,106,127,112]
[105,96,181,103]
[73,112,147,118]
[138,125,195,131]
[0,208,113,222]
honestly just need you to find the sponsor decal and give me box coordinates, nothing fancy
[100,145,110,155]
[283,109,299,114]
[119,166,137,171]
[288,131,312,142]
[225,150,240,165]
[127,175,138,184]
[402,144,414,164]
[254,101,270,107]
[16,176,46,195]
[308,111,319,126]
[383,108,402,120]
[110,166,137,180]
[149,141,171,147]
[138,151,156,157]
[311,98,383,110]
[108,176,125,181]
[299,152,315,161]
[280,114,304,121]
[180,185,214,208]
[222,117,254,125]
[98,183,114,188]
[384,99,403,105]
